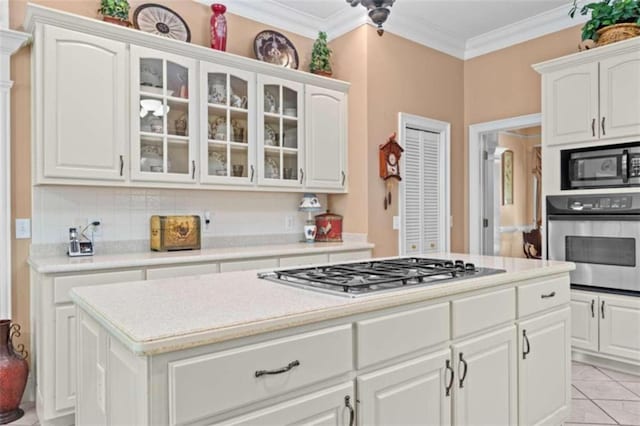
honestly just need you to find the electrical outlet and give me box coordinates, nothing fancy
[203,211,214,233]
[285,215,295,232]
[87,218,102,237]
[15,218,31,239]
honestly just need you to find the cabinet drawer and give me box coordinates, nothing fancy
[328,250,371,263]
[220,257,279,272]
[54,270,144,303]
[518,276,570,318]
[168,325,353,425]
[279,254,329,268]
[452,288,515,338]
[146,263,219,280]
[356,302,449,368]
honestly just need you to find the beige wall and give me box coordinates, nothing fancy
[8,0,314,358]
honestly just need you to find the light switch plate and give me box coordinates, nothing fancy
[15,218,31,239]
[393,216,401,230]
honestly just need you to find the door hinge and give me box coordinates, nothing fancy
[483,218,489,228]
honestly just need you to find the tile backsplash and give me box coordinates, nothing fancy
[33,186,324,247]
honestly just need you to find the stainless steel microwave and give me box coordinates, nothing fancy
[561,143,640,190]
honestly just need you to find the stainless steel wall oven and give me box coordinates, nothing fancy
[547,193,640,296]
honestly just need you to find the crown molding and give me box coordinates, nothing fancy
[0,28,31,57]
[464,2,589,60]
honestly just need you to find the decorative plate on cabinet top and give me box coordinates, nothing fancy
[254,30,299,70]
[133,4,191,42]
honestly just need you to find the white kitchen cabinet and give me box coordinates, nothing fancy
[518,307,571,426]
[222,382,355,426]
[357,349,452,426]
[452,326,517,426]
[130,46,198,183]
[599,294,640,360]
[599,51,640,139]
[570,291,598,352]
[305,85,347,190]
[40,26,128,181]
[200,62,256,186]
[257,75,305,187]
[543,63,600,146]
[54,304,76,412]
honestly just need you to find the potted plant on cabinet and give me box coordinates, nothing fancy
[98,0,131,27]
[310,31,333,77]
[570,0,640,47]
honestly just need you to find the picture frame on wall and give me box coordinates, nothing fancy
[502,149,514,205]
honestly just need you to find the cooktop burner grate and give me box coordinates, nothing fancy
[259,257,505,297]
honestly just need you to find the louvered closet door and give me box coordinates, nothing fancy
[403,129,443,255]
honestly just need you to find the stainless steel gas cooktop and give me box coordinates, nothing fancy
[258,257,506,298]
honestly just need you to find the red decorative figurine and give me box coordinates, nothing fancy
[210,3,227,51]
[0,320,28,424]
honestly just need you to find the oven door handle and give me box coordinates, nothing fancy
[548,214,640,221]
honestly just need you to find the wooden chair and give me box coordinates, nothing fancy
[523,228,542,260]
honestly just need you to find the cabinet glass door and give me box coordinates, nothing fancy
[201,64,255,184]
[258,76,303,187]
[132,47,197,183]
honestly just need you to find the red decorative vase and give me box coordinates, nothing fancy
[0,320,28,425]
[210,3,227,51]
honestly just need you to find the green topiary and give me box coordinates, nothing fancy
[569,0,640,41]
[310,31,332,75]
[98,0,130,21]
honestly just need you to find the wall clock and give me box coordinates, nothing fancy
[379,132,404,209]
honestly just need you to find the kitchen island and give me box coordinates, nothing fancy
[71,254,574,426]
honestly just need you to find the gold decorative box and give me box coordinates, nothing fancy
[150,215,201,251]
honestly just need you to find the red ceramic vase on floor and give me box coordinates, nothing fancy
[0,320,28,425]
[210,3,227,51]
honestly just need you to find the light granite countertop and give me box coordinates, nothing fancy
[28,241,374,274]
[70,253,574,355]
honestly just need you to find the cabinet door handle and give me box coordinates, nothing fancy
[445,359,454,396]
[591,299,595,318]
[601,116,606,136]
[299,168,304,184]
[255,360,300,378]
[119,155,124,176]
[541,291,556,299]
[341,171,346,186]
[592,118,596,137]
[523,329,531,360]
[250,165,255,182]
[458,352,468,388]
[601,300,605,319]
[344,396,355,426]
[192,160,196,179]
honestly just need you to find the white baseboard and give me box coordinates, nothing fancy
[572,350,640,375]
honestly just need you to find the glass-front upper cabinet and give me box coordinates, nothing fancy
[200,63,255,185]
[257,75,304,187]
[131,46,198,183]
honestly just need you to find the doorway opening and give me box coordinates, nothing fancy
[468,114,542,257]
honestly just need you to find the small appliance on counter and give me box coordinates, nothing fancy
[67,221,100,257]
[315,211,343,242]
[150,215,201,251]
[547,193,640,295]
[561,141,640,189]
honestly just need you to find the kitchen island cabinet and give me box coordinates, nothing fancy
[70,254,573,426]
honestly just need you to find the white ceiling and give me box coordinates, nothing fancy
[205,0,588,59]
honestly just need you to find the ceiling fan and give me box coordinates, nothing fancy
[346,0,396,36]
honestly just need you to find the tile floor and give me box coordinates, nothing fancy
[6,362,640,426]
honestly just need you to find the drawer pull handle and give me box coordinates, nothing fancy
[591,299,595,318]
[345,396,355,426]
[341,171,346,186]
[602,116,606,136]
[523,329,531,360]
[119,155,124,176]
[255,360,300,378]
[601,300,605,319]
[445,359,454,396]
[541,291,556,299]
[250,165,255,182]
[591,118,596,137]
[458,352,468,388]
